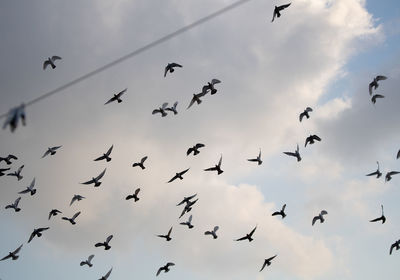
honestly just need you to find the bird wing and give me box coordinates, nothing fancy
[43,60,50,70]
[17,165,24,173]
[204,231,212,235]
[14,197,21,206]
[104,96,117,105]
[247,158,258,162]
[218,155,223,166]
[126,195,133,200]
[397,149,400,159]
[28,231,36,243]
[312,216,320,226]
[167,262,175,267]
[195,143,205,149]
[366,171,379,176]
[283,152,296,157]
[156,267,163,276]
[29,178,36,189]
[72,211,81,220]
[278,3,291,10]
[171,63,182,68]
[104,268,112,279]
[306,107,313,112]
[369,217,383,222]
[13,244,23,255]
[168,174,178,183]
[390,243,395,255]
[141,156,148,164]
[82,178,95,184]
[95,169,106,180]
[271,211,280,216]
[52,146,62,151]
[204,166,217,171]
[368,82,374,95]
[0,254,11,261]
[388,171,400,176]
[376,75,387,81]
[211,79,221,85]
[186,147,194,156]
[18,188,30,194]
[299,112,305,122]
[260,259,268,272]
[321,210,328,215]
[152,109,161,115]
[134,188,140,195]
[249,226,257,236]
[94,154,106,161]
[188,215,193,223]
[161,102,169,109]
[42,149,51,158]
[88,254,94,262]
[167,227,173,236]
[180,168,190,176]
[106,235,113,243]
[117,88,127,97]
[105,145,114,156]
[313,135,322,141]
[235,236,247,241]
[52,56,62,61]
[271,9,276,22]
[213,226,219,232]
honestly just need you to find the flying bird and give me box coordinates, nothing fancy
[70,194,85,206]
[62,211,81,225]
[283,144,301,162]
[235,225,257,242]
[179,198,198,218]
[371,94,384,105]
[176,194,197,206]
[156,262,175,276]
[7,165,24,181]
[43,56,62,70]
[164,62,182,77]
[104,88,127,105]
[305,135,321,147]
[99,268,113,280]
[94,145,113,162]
[390,240,400,255]
[126,188,140,202]
[202,79,221,95]
[157,227,173,241]
[28,227,50,243]
[42,146,62,158]
[0,154,18,165]
[259,255,277,272]
[272,204,287,219]
[95,235,113,250]
[247,149,262,165]
[180,215,194,229]
[204,226,219,239]
[187,93,205,109]
[2,104,26,132]
[370,205,386,224]
[369,75,387,95]
[1,244,23,261]
[0,167,10,176]
[385,171,400,182]
[271,3,291,22]
[299,107,313,122]
[167,168,190,183]
[165,101,178,115]
[132,156,148,169]
[80,254,94,267]
[204,155,223,175]
[5,197,21,212]
[187,143,205,156]
[18,178,37,196]
[312,210,328,226]
[48,209,62,220]
[81,168,106,187]
[366,161,382,178]
[152,103,169,117]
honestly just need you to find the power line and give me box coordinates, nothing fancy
[0,0,254,120]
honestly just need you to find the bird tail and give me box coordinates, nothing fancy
[12,255,19,260]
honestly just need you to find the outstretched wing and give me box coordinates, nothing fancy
[95,169,106,180]
[106,235,113,243]
[42,149,51,158]
[104,96,117,105]
[72,211,81,220]
[312,216,320,226]
[52,56,62,61]
[376,75,387,81]
[278,3,291,11]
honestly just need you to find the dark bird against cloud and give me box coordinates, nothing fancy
[99,267,113,280]
[70,194,85,206]
[235,225,257,242]
[165,101,179,115]
[366,161,382,178]
[272,204,287,219]
[204,155,223,175]
[81,168,106,187]
[283,144,301,162]
[80,254,94,267]
[157,227,173,241]
[48,209,62,220]
[126,188,140,202]
[152,103,169,117]
[95,235,113,250]
[385,171,400,182]
[312,210,328,226]
[247,149,262,165]
[132,156,148,169]
[18,178,37,196]
[369,205,386,224]
[202,79,221,95]
[180,214,194,229]
[94,145,114,162]
[28,227,50,243]
[7,165,24,181]
[187,143,205,156]
[271,3,291,22]
[369,75,387,95]
[1,244,23,261]
[156,262,175,276]
[299,107,313,122]
[305,135,322,147]
[371,94,384,105]
[104,88,127,105]
[0,154,18,165]
[259,255,277,272]
[43,56,62,70]
[62,211,81,225]
[2,104,26,132]
[41,146,62,158]
[164,62,182,77]
[390,240,400,255]
[167,168,190,183]
[204,226,219,239]
[5,197,21,212]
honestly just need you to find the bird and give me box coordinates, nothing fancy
[390,240,400,255]
[81,168,106,187]
[176,194,197,206]
[201,79,221,95]
[305,135,322,147]
[126,188,140,202]
[187,143,205,156]
[7,165,24,181]
[28,227,50,243]
[152,103,169,117]
[235,225,257,242]
[371,94,384,105]
[369,75,387,95]
[0,167,10,176]
[385,171,400,182]
[165,101,178,115]
[48,209,62,220]
[95,235,113,250]
[247,149,262,165]
[132,156,148,169]
[0,154,18,165]
[312,210,328,226]
[104,88,127,105]
[299,107,313,122]
[180,215,194,229]
[94,145,113,162]
[70,194,85,206]
[157,227,173,241]
[187,93,205,109]
[2,104,26,132]
[283,144,301,161]
[43,56,62,70]
[370,205,386,224]
[205,226,219,239]
[99,268,113,280]
[156,262,175,276]
[80,254,94,267]
[42,146,62,158]
[272,204,286,219]
[167,168,190,183]
[18,178,37,196]
[366,161,382,178]
[5,197,21,212]
[1,244,23,261]
[204,155,223,175]
[179,199,198,219]
[271,3,291,22]
[164,63,182,77]
[62,211,81,225]
[259,255,277,272]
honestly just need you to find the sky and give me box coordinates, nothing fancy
[0,0,400,279]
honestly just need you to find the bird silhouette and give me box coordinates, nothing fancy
[104,88,127,104]
[7,165,24,181]
[99,267,113,280]
[18,178,37,196]
[62,211,81,225]
[2,104,26,132]
[385,171,400,182]
[164,63,182,77]
[43,56,62,70]
[187,93,205,109]
[204,226,219,239]
[179,199,198,219]
[94,145,113,162]
[370,205,386,224]
[167,168,190,183]
[259,255,277,272]
[312,210,328,226]
[271,3,291,22]
[204,155,223,175]
[371,94,384,105]
[235,226,257,242]
[126,188,140,202]
[70,194,85,206]
[81,168,106,187]
[369,75,387,95]
[152,103,169,117]
[283,144,301,161]
[272,204,287,219]
[176,194,197,206]
[80,254,94,267]
[156,262,175,276]
[0,154,18,165]
[1,244,23,261]
[299,107,313,122]
[247,149,262,165]
[305,135,321,147]
[42,146,62,158]
[95,235,113,250]
[202,79,221,95]
[48,209,62,220]
[366,161,382,178]
[132,156,148,169]
[0,167,10,176]
[180,215,194,229]
[390,240,400,255]
[28,227,50,243]
[165,101,179,115]
[157,227,173,241]
[187,144,205,156]
[5,197,21,212]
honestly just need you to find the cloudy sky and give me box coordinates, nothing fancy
[1,0,400,279]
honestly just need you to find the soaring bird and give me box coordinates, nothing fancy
[165,101,178,115]
[62,211,81,225]
[2,104,26,132]
[94,145,113,162]
[272,204,287,219]
[5,197,21,212]
[370,205,386,224]
[312,210,328,226]
[1,244,23,261]
[132,156,148,169]
[371,94,384,105]
[204,155,223,175]
[28,227,50,243]
[81,168,106,187]
[70,195,85,206]
[259,255,277,272]
[48,209,62,220]
[126,188,140,202]
[271,3,291,22]
[180,215,194,229]
[164,63,182,77]
[369,75,387,95]
[390,240,400,255]
[299,107,313,122]
[385,171,400,182]
[95,235,113,250]
[167,168,190,183]
[99,268,113,280]
[42,146,62,158]
[7,165,24,181]
[0,154,18,165]
[43,56,62,70]
[366,161,382,178]
[235,226,257,242]
[205,226,219,239]
[18,178,37,196]
[104,88,127,105]
[202,79,221,95]
[187,93,205,109]
[156,262,175,276]
[157,227,173,241]
[176,194,197,206]
[283,144,301,161]
[187,143,205,156]
[305,135,321,147]
[247,149,262,165]
[0,167,10,176]
[80,254,94,267]
[152,103,169,117]
[179,199,198,219]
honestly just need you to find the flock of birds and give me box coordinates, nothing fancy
[1,2,399,279]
